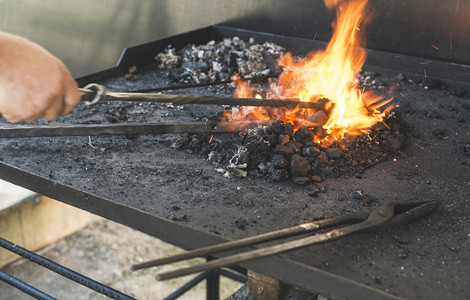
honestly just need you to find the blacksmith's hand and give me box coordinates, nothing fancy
[0,32,80,123]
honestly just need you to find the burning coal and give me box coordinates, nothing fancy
[224,0,394,145]
[158,0,405,185]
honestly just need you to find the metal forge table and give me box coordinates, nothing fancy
[0,26,469,300]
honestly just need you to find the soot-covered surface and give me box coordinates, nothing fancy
[0,47,469,299]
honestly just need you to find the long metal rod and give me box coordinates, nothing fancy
[155,201,440,281]
[80,83,331,109]
[0,270,57,300]
[0,237,135,300]
[156,221,371,281]
[0,122,220,138]
[132,211,368,271]
[0,121,269,138]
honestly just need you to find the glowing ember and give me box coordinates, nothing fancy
[224,0,394,145]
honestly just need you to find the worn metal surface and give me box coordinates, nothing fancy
[0,161,401,300]
[0,28,468,300]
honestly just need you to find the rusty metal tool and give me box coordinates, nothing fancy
[132,200,440,280]
[79,83,331,109]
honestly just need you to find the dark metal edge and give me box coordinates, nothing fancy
[116,26,218,68]
[0,160,402,300]
[76,25,470,90]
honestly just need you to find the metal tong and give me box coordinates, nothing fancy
[132,200,440,280]
[0,84,331,138]
[80,83,330,109]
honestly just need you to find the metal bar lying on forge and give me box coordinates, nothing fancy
[154,201,440,281]
[132,210,367,271]
[0,121,267,138]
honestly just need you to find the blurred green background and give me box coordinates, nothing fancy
[0,0,261,76]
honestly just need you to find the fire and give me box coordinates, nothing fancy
[224,0,393,145]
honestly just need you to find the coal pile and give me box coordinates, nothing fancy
[155,37,285,84]
[172,112,406,186]
[157,37,405,186]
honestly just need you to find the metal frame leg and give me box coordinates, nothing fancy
[164,271,211,300]
[163,257,247,300]
[206,270,220,300]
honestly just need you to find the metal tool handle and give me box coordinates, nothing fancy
[80,84,107,105]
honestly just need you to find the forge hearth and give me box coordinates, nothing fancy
[153,36,405,185]
[0,26,468,300]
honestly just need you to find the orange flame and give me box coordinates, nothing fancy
[224,0,393,145]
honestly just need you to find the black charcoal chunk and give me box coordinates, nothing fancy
[308,110,329,126]
[316,152,329,164]
[294,126,315,144]
[171,136,191,149]
[290,154,311,176]
[274,144,294,158]
[302,146,320,157]
[326,148,342,159]
[292,177,311,185]
[272,154,289,169]
[267,121,284,135]
[386,136,402,152]
[266,134,278,146]
[286,140,303,153]
[279,134,291,145]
